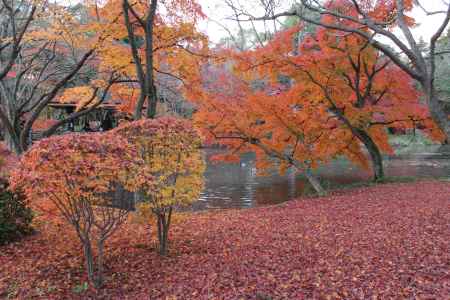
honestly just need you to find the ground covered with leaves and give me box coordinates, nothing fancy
[1,180,449,299]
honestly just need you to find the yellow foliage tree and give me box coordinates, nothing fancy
[111,117,205,255]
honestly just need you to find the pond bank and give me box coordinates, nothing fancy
[196,148,450,210]
[1,180,449,299]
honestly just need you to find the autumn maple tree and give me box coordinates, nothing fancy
[9,133,145,287]
[252,25,441,181]
[191,3,444,185]
[192,62,335,195]
[111,117,205,255]
[235,0,450,143]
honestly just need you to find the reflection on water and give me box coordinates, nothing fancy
[189,150,450,210]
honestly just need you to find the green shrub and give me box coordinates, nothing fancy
[0,178,33,245]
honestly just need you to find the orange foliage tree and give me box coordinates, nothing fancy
[111,117,205,255]
[232,24,440,181]
[191,15,442,191]
[297,29,443,180]
[9,133,146,287]
[236,0,450,142]
[192,63,334,195]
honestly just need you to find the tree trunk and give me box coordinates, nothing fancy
[134,89,147,120]
[143,0,158,119]
[95,239,105,288]
[0,108,23,155]
[247,135,327,196]
[155,206,172,256]
[146,84,157,119]
[330,108,384,182]
[428,93,450,143]
[3,127,23,155]
[304,168,326,196]
[354,129,384,182]
[83,241,95,284]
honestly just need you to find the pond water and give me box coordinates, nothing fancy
[189,150,450,211]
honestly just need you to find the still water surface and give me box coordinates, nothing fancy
[190,151,450,210]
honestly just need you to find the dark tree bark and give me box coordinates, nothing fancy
[0,0,101,154]
[154,206,172,256]
[354,128,384,181]
[333,111,385,182]
[18,50,94,152]
[82,240,95,285]
[123,0,158,120]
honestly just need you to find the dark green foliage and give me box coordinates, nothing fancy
[0,179,33,245]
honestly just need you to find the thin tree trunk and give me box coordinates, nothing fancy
[155,206,172,256]
[146,84,157,118]
[291,158,326,195]
[83,241,95,284]
[304,168,326,196]
[123,0,158,120]
[96,238,105,288]
[248,137,327,196]
[144,0,158,119]
[134,92,147,120]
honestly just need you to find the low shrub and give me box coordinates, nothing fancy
[10,133,143,287]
